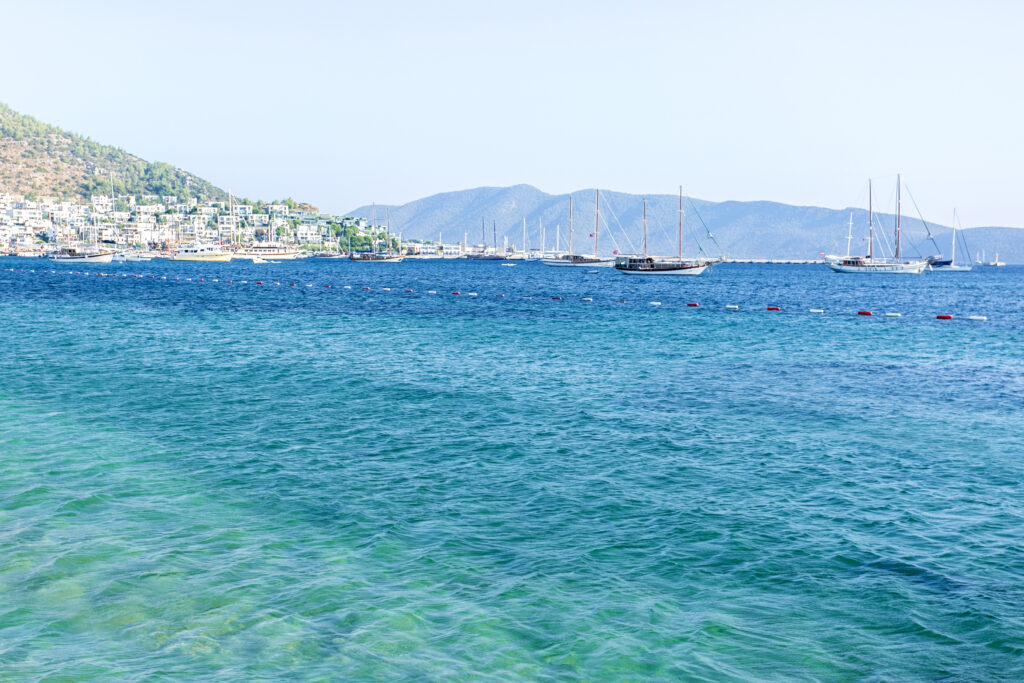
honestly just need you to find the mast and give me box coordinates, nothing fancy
[481,217,485,251]
[540,218,544,255]
[386,208,391,253]
[372,202,376,252]
[568,195,573,255]
[594,189,600,258]
[951,209,957,265]
[642,198,648,259]
[522,217,527,256]
[895,173,902,262]
[846,212,853,257]
[678,186,684,262]
[868,179,874,260]
[492,220,496,254]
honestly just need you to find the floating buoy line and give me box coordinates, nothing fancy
[1,267,993,323]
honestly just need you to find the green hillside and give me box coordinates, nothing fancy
[0,102,227,202]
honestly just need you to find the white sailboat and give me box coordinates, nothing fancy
[350,204,404,262]
[931,209,972,271]
[615,190,709,275]
[828,176,928,274]
[542,191,615,267]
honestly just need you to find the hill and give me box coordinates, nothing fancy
[0,102,226,203]
[348,185,1024,263]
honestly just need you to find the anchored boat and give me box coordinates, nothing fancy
[615,189,711,276]
[542,192,615,267]
[827,176,928,274]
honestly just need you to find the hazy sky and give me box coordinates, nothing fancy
[2,0,1022,226]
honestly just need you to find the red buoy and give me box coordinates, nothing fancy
[405,289,414,292]
[551,296,562,300]
[858,311,873,316]
[687,302,699,307]
[936,314,953,320]
[767,306,781,311]
[452,291,461,295]
[256,281,263,285]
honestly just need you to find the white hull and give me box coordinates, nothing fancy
[349,255,404,263]
[234,249,302,261]
[541,258,615,267]
[828,260,928,274]
[932,264,973,272]
[617,264,708,276]
[170,253,233,262]
[50,252,115,264]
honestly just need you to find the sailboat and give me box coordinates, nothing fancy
[988,252,1006,267]
[542,191,615,267]
[931,210,973,271]
[615,189,709,275]
[465,218,506,260]
[828,176,929,274]
[350,203,404,262]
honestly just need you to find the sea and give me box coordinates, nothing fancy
[1,257,1022,680]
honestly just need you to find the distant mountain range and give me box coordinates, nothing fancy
[349,185,1024,264]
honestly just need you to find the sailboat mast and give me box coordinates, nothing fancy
[951,209,958,265]
[568,196,573,255]
[492,221,496,254]
[642,198,648,259]
[372,202,376,252]
[594,190,600,258]
[896,173,902,262]
[522,217,527,256]
[678,186,683,263]
[868,179,874,260]
[846,212,853,257]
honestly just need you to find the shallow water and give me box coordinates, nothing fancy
[1,258,1022,679]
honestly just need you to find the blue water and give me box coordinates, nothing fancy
[2,258,1022,679]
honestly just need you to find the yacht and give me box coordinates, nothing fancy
[170,243,233,262]
[49,247,116,264]
[234,243,303,260]
[542,192,615,267]
[828,176,928,274]
[614,193,709,276]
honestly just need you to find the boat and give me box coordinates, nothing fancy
[170,243,233,262]
[350,203,404,262]
[615,191,709,276]
[234,243,303,260]
[500,262,517,267]
[930,210,973,271]
[827,176,928,274]
[542,192,615,267]
[988,252,1006,267]
[49,247,116,264]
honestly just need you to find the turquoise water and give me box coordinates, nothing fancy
[2,259,1023,679]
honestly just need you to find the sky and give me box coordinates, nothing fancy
[2,0,1022,226]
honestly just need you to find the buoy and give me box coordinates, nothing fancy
[452,291,461,295]
[968,315,987,322]
[936,315,953,320]
[649,301,662,306]
[343,285,352,289]
[241,280,248,284]
[199,278,205,282]
[256,281,263,285]
[617,300,626,304]
[726,305,739,310]
[858,311,873,316]
[405,289,414,293]
[362,286,370,290]
[524,296,533,300]
[324,285,331,288]
[226,280,232,283]
[767,306,781,311]
[305,284,313,287]
[687,302,699,307]
[809,309,824,314]
[582,297,593,302]
[382,287,391,291]
[274,282,281,286]
[212,279,219,282]
[885,312,901,318]
[496,294,505,297]
[289,283,296,287]
[427,290,437,294]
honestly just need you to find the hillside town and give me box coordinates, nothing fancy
[0,191,372,254]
